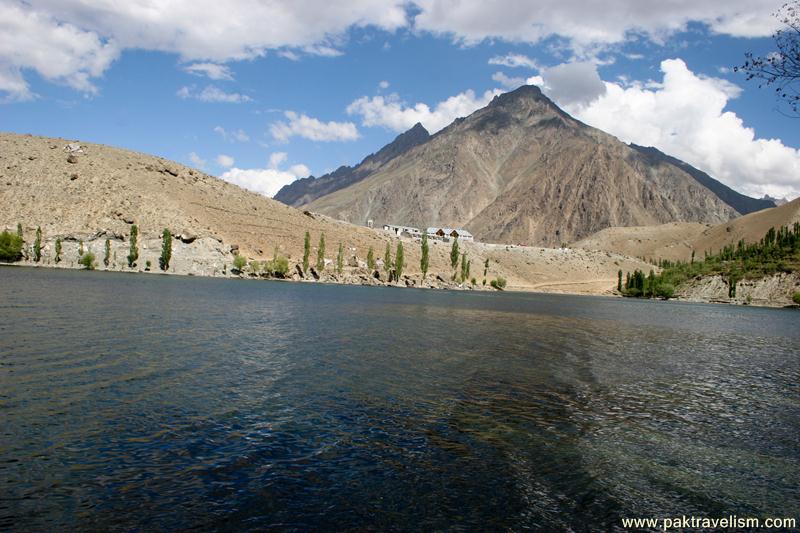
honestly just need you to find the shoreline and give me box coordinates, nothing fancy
[3,261,796,310]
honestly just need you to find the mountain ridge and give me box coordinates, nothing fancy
[274,122,430,206]
[302,85,750,245]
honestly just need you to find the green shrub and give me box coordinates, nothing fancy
[268,255,290,277]
[794,292,800,305]
[0,230,23,262]
[490,277,507,290]
[233,254,247,272]
[249,260,261,274]
[79,251,96,270]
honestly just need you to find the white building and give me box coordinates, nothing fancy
[426,227,474,242]
[383,224,422,238]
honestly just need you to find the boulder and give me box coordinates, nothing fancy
[66,155,78,164]
[295,264,305,279]
[309,267,320,280]
[178,232,197,244]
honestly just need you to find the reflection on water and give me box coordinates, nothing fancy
[1,267,798,530]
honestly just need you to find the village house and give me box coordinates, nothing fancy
[426,227,474,242]
[382,224,422,238]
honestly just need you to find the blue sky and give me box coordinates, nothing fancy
[1,1,798,199]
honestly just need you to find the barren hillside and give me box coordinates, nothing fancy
[1,132,652,294]
[575,198,800,262]
[302,85,746,246]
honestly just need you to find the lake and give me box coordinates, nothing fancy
[1,267,798,530]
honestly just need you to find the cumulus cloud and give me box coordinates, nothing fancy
[216,154,235,168]
[1,1,406,99]
[270,111,359,142]
[379,80,390,90]
[177,85,251,103]
[347,88,503,133]
[540,61,606,106]
[213,126,250,142]
[413,0,780,50]
[220,151,311,197]
[2,1,785,100]
[183,62,234,80]
[0,2,118,100]
[561,59,800,198]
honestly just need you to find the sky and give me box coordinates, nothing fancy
[1,0,799,200]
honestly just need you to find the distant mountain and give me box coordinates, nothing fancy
[303,85,747,246]
[274,123,430,206]
[629,144,776,215]
[762,194,788,206]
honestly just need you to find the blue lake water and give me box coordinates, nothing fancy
[1,267,798,530]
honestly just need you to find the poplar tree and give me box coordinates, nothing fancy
[617,270,623,292]
[303,231,310,273]
[316,233,325,271]
[395,241,404,279]
[33,227,42,262]
[336,242,344,275]
[450,236,460,270]
[420,233,429,278]
[460,252,468,282]
[367,246,375,270]
[104,238,111,267]
[383,242,392,274]
[127,224,139,267]
[160,229,172,271]
[16,223,23,240]
[54,238,62,263]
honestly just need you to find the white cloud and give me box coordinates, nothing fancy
[492,71,527,90]
[270,111,359,142]
[562,58,800,198]
[213,126,250,142]
[413,1,781,50]
[269,152,288,168]
[177,85,251,103]
[216,154,235,168]
[2,1,784,100]
[183,62,234,80]
[347,88,503,133]
[540,61,607,106]
[220,151,311,197]
[0,2,118,101]
[379,80,390,90]
[488,53,540,69]
[188,151,206,169]
[1,1,406,99]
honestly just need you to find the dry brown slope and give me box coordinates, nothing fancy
[0,132,414,267]
[574,198,800,262]
[1,132,655,293]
